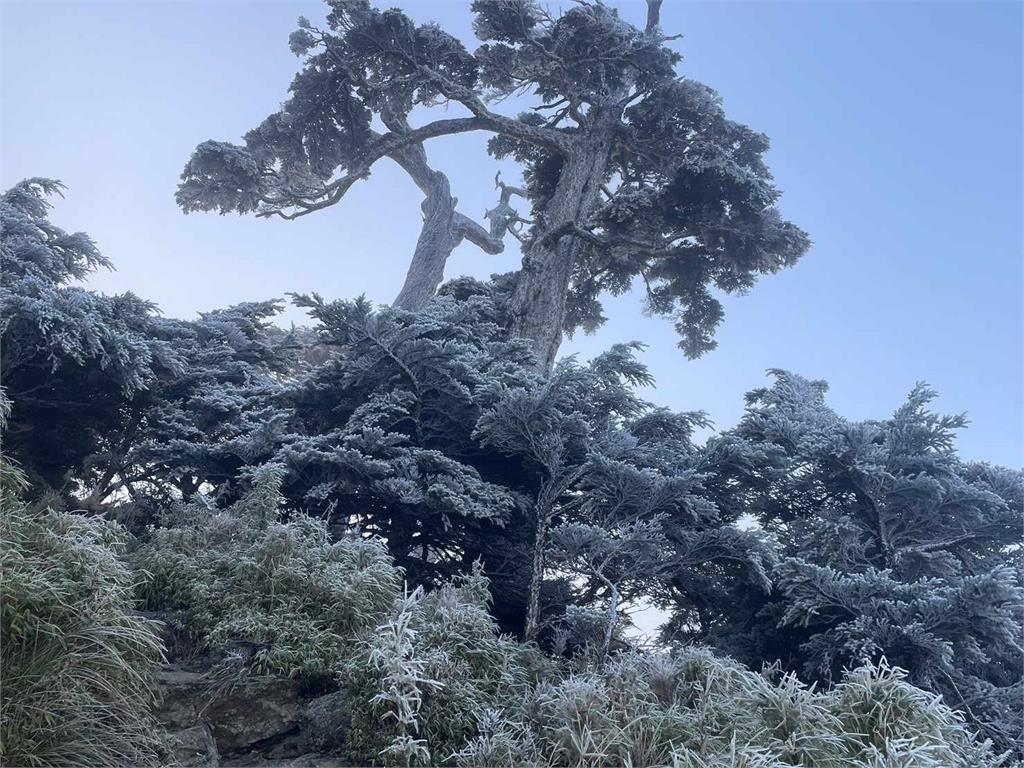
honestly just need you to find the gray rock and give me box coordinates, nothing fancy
[203,677,302,754]
[154,666,303,757]
[300,690,351,753]
[155,668,208,729]
[166,724,219,767]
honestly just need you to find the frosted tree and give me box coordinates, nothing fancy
[476,343,775,648]
[271,288,532,599]
[549,515,670,664]
[474,343,651,640]
[583,406,777,657]
[123,300,293,507]
[177,2,529,314]
[0,179,292,512]
[0,179,170,498]
[178,0,808,370]
[711,370,1024,754]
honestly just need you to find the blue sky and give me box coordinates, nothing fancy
[2,0,1021,467]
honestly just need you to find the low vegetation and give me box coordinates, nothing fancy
[0,468,165,766]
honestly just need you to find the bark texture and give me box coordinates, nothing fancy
[523,503,552,643]
[387,115,519,311]
[506,2,666,370]
[509,110,619,371]
[392,171,463,312]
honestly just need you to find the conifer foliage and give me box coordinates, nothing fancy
[0,179,292,511]
[1,176,1021,764]
[177,0,809,369]
[699,371,1024,753]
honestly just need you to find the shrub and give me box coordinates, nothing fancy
[453,648,1010,768]
[133,464,402,677]
[0,471,165,767]
[345,564,546,765]
[346,568,1010,767]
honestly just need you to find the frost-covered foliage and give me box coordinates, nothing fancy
[473,339,773,651]
[265,286,540,628]
[338,562,1009,767]
[133,464,401,676]
[4,164,1019,764]
[272,287,774,649]
[0,464,165,767]
[0,180,292,510]
[349,583,1007,768]
[0,179,174,493]
[178,0,809,367]
[126,299,292,505]
[345,564,544,764]
[490,650,1007,768]
[696,370,1024,754]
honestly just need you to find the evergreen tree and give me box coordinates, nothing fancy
[476,343,775,650]
[124,300,292,508]
[0,180,292,513]
[474,343,652,640]
[177,0,808,370]
[701,370,1024,753]
[581,404,776,660]
[0,179,173,499]
[269,285,536,616]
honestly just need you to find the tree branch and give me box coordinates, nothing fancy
[257,117,489,219]
[414,65,572,155]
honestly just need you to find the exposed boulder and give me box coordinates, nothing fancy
[300,690,351,754]
[154,668,301,760]
[153,666,350,765]
[164,724,219,767]
[204,677,302,754]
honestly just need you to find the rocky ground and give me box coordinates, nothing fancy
[155,667,352,767]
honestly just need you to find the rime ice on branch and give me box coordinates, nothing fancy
[177,0,809,371]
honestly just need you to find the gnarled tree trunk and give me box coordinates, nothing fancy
[387,114,521,312]
[508,111,618,371]
[393,171,462,311]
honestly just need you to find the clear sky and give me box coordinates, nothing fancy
[2,0,1021,467]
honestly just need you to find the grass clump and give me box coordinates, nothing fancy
[133,464,402,677]
[388,641,1010,768]
[0,467,165,767]
[344,563,545,765]
[344,571,1010,767]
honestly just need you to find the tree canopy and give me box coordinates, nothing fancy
[681,371,1024,751]
[178,0,809,370]
[3,177,1020,757]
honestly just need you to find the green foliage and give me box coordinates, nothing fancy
[133,464,401,676]
[0,472,165,767]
